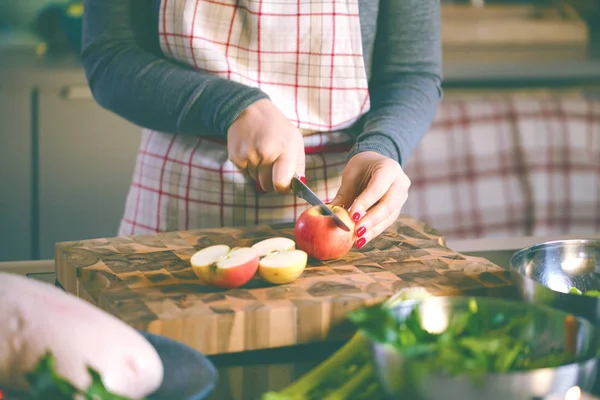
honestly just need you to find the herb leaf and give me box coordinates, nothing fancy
[25,352,79,399]
[85,368,133,400]
[347,304,400,345]
[24,352,142,400]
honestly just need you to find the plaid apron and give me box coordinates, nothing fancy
[119,0,370,235]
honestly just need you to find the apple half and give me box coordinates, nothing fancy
[190,245,259,289]
[252,237,308,285]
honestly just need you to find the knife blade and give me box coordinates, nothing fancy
[291,174,351,232]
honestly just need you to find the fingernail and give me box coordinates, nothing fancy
[255,181,265,193]
[300,176,307,185]
[352,213,361,222]
[356,237,366,248]
[357,226,366,237]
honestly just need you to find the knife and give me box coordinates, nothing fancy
[291,174,351,232]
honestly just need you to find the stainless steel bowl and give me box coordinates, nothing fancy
[509,239,600,325]
[368,296,599,400]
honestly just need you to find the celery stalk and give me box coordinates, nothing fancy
[261,333,371,400]
[322,362,384,400]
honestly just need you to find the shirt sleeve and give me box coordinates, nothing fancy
[80,0,270,138]
[347,0,443,166]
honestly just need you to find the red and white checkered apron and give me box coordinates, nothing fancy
[119,0,371,235]
[402,92,600,240]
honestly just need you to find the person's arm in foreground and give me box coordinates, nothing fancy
[332,0,443,247]
[81,0,305,192]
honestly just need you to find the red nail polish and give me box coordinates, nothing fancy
[300,176,307,185]
[356,237,366,248]
[357,226,366,237]
[352,213,361,222]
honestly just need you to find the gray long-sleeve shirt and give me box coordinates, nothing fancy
[80,0,442,166]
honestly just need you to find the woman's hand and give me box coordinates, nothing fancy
[227,99,306,193]
[331,151,411,248]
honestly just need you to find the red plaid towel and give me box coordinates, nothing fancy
[402,92,600,240]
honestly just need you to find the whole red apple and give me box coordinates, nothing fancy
[190,245,259,289]
[294,204,356,260]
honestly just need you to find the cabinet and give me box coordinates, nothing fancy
[0,89,32,261]
[37,86,142,259]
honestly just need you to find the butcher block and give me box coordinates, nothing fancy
[55,215,514,355]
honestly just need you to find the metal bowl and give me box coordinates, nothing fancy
[368,296,599,400]
[509,239,600,325]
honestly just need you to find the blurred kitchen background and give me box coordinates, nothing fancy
[1,0,599,262]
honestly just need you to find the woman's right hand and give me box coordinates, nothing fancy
[227,99,306,193]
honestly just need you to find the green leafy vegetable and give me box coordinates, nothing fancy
[25,352,79,399]
[24,352,140,400]
[569,287,600,297]
[262,291,579,400]
[348,299,577,381]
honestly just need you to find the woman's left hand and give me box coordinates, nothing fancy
[331,151,411,249]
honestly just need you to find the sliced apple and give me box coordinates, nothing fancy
[190,245,259,289]
[258,249,308,285]
[251,237,296,257]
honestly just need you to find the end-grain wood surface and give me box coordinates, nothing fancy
[55,215,513,355]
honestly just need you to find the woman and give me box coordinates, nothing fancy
[81,0,442,249]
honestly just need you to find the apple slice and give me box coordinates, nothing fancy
[251,237,296,257]
[190,245,259,289]
[258,249,308,285]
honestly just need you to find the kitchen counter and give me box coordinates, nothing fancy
[0,50,87,87]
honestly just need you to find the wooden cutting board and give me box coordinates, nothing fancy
[55,215,513,355]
